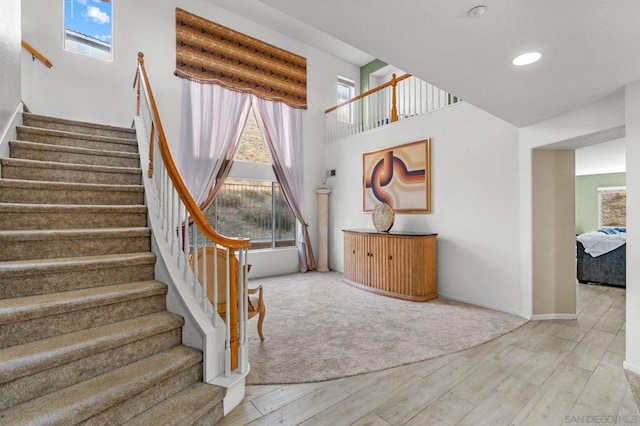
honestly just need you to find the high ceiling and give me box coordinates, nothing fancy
[208,0,640,127]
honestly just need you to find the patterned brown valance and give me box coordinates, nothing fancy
[175,8,307,109]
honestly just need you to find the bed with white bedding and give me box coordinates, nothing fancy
[576,228,626,287]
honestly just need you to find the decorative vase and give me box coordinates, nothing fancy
[372,202,395,232]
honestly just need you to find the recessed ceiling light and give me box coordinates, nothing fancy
[512,52,541,66]
[468,5,487,18]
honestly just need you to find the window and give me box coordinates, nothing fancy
[598,186,626,228]
[204,108,297,249]
[64,0,113,61]
[206,179,296,249]
[337,76,355,123]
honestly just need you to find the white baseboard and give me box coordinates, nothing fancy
[530,313,577,320]
[0,102,23,159]
[624,361,640,376]
[437,291,526,319]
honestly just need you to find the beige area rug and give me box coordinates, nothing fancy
[626,370,640,412]
[245,271,527,385]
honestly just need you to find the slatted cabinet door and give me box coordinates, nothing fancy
[407,235,437,299]
[387,235,412,296]
[343,231,358,282]
[354,232,369,285]
[367,233,388,291]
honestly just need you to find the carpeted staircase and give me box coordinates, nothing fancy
[0,113,224,424]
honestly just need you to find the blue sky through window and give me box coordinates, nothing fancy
[64,0,112,45]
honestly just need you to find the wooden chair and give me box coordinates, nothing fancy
[190,246,265,340]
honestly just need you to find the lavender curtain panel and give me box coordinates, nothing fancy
[252,97,317,272]
[178,79,252,211]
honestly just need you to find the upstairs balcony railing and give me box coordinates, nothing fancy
[325,73,460,141]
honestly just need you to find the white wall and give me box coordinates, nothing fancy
[575,138,626,176]
[625,81,640,376]
[0,0,22,157]
[21,0,360,276]
[324,102,522,315]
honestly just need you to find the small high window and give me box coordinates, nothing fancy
[64,0,113,61]
[337,76,355,123]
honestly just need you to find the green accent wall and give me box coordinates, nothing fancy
[575,172,626,234]
[360,59,388,93]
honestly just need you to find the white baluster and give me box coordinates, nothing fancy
[183,211,190,279]
[201,238,208,313]
[155,142,161,214]
[176,202,182,267]
[213,243,219,327]
[224,248,231,377]
[169,187,175,251]
[413,78,419,115]
[192,225,199,295]
[162,169,171,236]
[238,248,247,374]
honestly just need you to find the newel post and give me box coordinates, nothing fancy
[391,73,398,122]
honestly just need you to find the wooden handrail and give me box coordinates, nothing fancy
[134,52,249,250]
[325,72,410,114]
[21,40,53,68]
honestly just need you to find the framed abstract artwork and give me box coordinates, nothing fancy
[363,139,431,213]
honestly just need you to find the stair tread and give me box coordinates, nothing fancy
[0,178,144,192]
[10,140,140,159]
[0,252,156,277]
[125,382,224,426]
[0,280,167,325]
[17,125,138,145]
[0,311,183,384]
[0,203,147,213]
[0,227,150,241]
[1,157,142,174]
[0,346,202,425]
[23,113,136,138]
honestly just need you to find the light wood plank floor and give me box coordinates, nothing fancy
[221,283,639,426]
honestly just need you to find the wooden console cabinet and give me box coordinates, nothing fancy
[343,229,437,302]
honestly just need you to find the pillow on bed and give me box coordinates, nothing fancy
[598,227,626,235]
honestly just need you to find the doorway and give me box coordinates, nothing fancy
[531,138,627,317]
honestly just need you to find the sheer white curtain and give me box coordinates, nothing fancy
[253,97,316,272]
[178,79,252,209]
